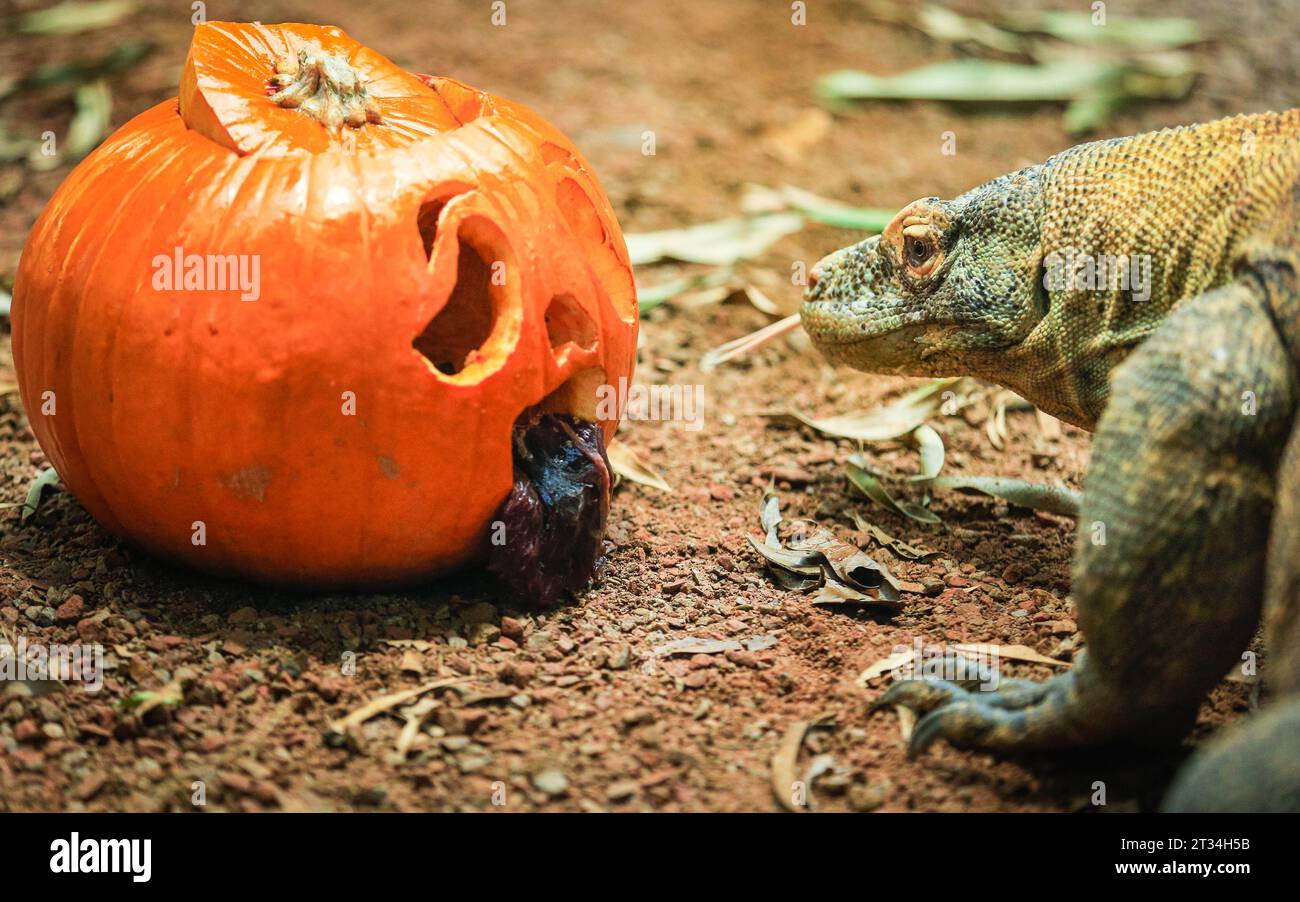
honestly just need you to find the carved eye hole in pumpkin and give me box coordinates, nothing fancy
[415,183,472,260]
[544,293,598,356]
[412,233,498,376]
[412,214,520,381]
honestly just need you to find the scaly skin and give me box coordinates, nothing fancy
[802,110,1300,811]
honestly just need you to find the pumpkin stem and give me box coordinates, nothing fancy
[269,46,382,130]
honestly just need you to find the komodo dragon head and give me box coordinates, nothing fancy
[801,115,1299,431]
[800,164,1065,415]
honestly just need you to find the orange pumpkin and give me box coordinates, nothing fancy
[12,22,638,589]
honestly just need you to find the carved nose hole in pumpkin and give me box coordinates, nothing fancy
[413,230,502,377]
[544,293,598,357]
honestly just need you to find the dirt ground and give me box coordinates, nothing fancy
[0,0,1293,812]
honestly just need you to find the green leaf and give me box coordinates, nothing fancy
[794,202,894,233]
[846,459,941,525]
[16,1,137,35]
[1007,11,1201,50]
[927,475,1081,516]
[65,80,112,159]
[908,424,945,481]
[636,267,732,313]
[626,213,804,266]
[20,468,61,522]
[818,58,1114,103]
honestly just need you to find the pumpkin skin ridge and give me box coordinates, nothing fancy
[14,23,638,590]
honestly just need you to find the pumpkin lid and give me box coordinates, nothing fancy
[179,21,465,156]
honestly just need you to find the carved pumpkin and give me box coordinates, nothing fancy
[12,22,638,590]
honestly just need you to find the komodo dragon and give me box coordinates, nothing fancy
[800,109,1300,811]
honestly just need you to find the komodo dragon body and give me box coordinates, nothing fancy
[801,109,1300,811]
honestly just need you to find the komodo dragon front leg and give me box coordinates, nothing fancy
[876,276,1296,754]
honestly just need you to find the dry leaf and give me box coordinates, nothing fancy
[398,649,425,676]
[951,643,1070,668]
[325,676,471,743]
[653,637,743,656]
[626,212,804,266]
[766,378,961,442]
[849,513,940,561]
[855,648,918,687]
[607,439,672,492]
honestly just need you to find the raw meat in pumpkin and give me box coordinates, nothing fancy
[11,22,638,598]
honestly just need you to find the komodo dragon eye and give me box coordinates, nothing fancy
[904,235,932,268]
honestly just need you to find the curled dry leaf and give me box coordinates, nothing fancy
[849,513,940,561]
[985,393,1009,450]
[606,439,672,492]
[788,526,902,598]
[750,491,899,607]
[771,713,836,812]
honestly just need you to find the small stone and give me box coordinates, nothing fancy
[227,606,258,625]
[73,772,107,801]
[14,718,40,743]
[532,768,568,797]
[848,783,888,812]
[55,595,85,622]
[500,617,526,641]
[465,622,501,647]
[606,780,639,802]
[920,577,945,597]
[41,722,65,740]
[606,644,631,670]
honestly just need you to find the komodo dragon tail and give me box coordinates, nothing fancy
[1162,699,1300,811]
